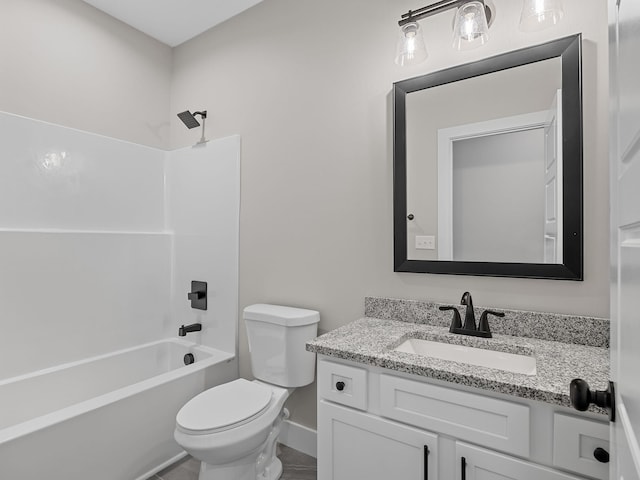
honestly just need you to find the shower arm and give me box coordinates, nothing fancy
[194,111,207,145]
[198,115,207,145]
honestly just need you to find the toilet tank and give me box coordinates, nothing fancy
[243,304,320,388]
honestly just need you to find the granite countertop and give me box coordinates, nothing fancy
[307,316,610,414]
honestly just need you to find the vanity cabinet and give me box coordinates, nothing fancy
[319,401,438,480]
[456,443,586,480]
[317,357,610,480]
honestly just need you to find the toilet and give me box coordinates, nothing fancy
[174,304,320,480]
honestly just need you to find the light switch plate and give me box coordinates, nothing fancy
[416,235,436,250]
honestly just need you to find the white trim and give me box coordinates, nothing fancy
[134,451,187,480]
[437,111,549,260]
[543,89,563,264]
[279,419,317,458]
[0,227,172,236]
[619,402,640,477]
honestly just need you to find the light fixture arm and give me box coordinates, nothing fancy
[398,0,490,26]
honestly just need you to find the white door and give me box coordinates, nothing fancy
[610,0,640,479]
[543,89,563,264]
[317,400,438,480]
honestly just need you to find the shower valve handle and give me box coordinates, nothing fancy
[188,281,207,310]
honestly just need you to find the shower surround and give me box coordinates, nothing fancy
[0,111,240,478]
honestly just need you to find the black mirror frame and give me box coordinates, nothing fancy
[393,34,583,280]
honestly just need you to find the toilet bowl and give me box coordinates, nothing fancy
[174,304,319,480]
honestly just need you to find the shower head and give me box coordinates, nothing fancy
[177,110,207,129]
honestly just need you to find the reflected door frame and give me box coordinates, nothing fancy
[437,111,549,260]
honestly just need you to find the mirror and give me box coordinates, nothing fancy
[393,34,583,280]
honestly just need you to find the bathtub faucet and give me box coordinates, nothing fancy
[178,323,202,337]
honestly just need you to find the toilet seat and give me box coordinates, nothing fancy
[176,379,273,435]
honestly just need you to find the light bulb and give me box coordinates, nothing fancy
[395,22,428,66]
[453,1,489,51]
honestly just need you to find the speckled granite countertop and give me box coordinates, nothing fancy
[307,314,610,415]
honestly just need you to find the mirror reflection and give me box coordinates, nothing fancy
[406,57,562,263]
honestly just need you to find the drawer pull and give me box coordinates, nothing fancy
[424,445,429,480]
[593,447,610,463]
[335,381,345,391]
[461,456,466,480]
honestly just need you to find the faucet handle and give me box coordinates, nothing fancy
[188,281,207,311]
[477,310,504,337]
[439,306,462,332]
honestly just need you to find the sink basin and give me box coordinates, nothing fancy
[393,338,536,375]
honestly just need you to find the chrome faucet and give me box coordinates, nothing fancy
[178,323,202,337]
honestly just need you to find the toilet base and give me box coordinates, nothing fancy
[198,453,283,480]
[199,458,255,480]
[197,407,288,480]
[258,457,282,480]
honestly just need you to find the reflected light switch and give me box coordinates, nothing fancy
[416,235,436,250]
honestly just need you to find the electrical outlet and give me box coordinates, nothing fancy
[415,235,436,250]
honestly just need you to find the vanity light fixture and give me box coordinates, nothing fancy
[395,0,564,66]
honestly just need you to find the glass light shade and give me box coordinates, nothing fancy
[452,1,490,51]
[519,0,564,32]
[395,22,428,66]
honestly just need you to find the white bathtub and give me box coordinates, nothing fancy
[0,338,236,480]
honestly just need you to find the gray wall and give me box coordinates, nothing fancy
[0,0,173,149]
[171,0,609,429]
[1,0,609,431]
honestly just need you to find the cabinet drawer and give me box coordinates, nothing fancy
[379,374,530,457]
[318,360,368,410]
[553,413,610,479]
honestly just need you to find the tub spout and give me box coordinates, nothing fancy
[178,323,202,337]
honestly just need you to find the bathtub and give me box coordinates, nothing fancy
[0,338,236,480]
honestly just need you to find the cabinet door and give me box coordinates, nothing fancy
[318,400,438,480]
[456,442,584,480]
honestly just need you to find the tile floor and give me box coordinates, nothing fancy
[150,444,316,480]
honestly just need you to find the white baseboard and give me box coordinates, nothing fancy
[135,451,187,480]
[279,419,317,458]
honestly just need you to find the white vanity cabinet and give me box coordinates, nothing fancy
[456,443,588,480]
[319,401,438,480]
[317,357,610,480]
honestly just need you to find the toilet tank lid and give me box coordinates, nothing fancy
[243,304,320,327]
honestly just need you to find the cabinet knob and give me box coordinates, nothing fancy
[335,381,345,391]
[593,447,610,463]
